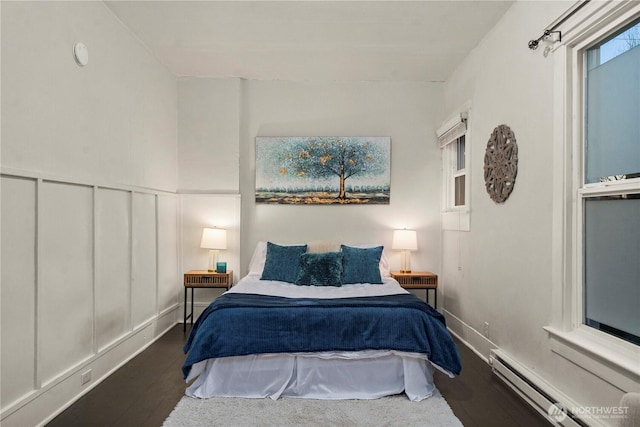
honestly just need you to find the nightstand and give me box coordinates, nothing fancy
[183,270,233,332]
[391,271,438,309]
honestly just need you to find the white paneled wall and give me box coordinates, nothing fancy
[39,182,95,385]
[0,173,180,427]
[158,195,180,315]
[95,189,132,351]
[1,2,180,424]
[132,193,159,328]
[1,176,37,408]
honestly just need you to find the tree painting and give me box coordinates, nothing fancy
[256,137,391,204]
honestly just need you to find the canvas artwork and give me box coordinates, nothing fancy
[256,136,391,205]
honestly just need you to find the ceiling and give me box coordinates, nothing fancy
[105,1,514,82]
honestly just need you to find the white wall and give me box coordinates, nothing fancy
[179,194,242,321]
[176,78,243,314]
[178,78,240,193]
[1,1,177,190]
[239,80,444,275]
[177,77,443,281]
[441,0,628,418]
[1,2,179,426]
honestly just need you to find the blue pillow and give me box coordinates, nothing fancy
[260,242,307,283]
[341,245,383,285]
[295,252,343,286]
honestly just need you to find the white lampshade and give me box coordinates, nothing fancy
[392,229,418,273]
[200,228,227,272]
[200,228,227,250]
[392,229,418,251]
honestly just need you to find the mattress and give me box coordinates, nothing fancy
[183,274,457,401]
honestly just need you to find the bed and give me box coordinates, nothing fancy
[182,241,461,402]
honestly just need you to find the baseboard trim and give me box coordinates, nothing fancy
[443,308,497,363]
[490,349,608,427]
[442,308,608,427]
[0,309,179,427]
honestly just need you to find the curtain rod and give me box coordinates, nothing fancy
[528,0,591,50]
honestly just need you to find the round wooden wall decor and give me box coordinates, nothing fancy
[484,124,518,203]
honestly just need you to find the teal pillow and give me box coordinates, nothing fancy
[295,252,343,286]
[341,245,383,285]
[260,242,307,283]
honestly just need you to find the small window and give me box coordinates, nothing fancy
[453,136,466,207]
[441,132,467,210]
[438,109,471,231]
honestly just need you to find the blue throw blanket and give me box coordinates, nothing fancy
[183,293,462,378]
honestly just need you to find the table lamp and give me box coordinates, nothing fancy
[200,227,227,272]
[392,229,418,273]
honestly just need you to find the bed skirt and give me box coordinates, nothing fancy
[185,350,440,402]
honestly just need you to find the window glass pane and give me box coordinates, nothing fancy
[454,175,465,206]
[585,20,640,184]
[584,195,640,345]
[588,20,640,67]
[456,136,465,171]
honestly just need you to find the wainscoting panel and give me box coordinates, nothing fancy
[95,188,132,352]
[0,170,182,427]
[131,192,158,329]
[0,176,37,408]
[39,181,94,385]
[157,195,179,314]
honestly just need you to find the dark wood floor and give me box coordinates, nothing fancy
[48,325,550,426]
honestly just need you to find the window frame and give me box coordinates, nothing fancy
[579,17,640,346]
[439,104,471,231]
[443,135,467,209]
[546,1,640,391]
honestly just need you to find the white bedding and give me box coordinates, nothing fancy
[185,273,450,401]
[227,272,409,299]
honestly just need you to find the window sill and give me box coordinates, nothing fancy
[441,210,470,231]
[544,326,640,391]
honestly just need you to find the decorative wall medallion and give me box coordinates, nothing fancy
[484,124,518,203]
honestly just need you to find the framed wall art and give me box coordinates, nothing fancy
[255,136,391,205]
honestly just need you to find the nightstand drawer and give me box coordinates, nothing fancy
[394,275,437,287]
[183,270,233,332]
[391,271,438,309]
[184,274,230,287]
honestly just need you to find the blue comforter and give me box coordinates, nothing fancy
[183,292,461,378]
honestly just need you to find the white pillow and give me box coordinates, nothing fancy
[247,241,268,274]
[306,240,341,253]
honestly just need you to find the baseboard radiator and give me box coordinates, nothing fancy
[490,350,591,427]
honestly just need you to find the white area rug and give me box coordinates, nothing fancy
[163,390,463,427]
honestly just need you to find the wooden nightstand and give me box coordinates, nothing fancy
[183,270,233,332]
[391,271,438,309]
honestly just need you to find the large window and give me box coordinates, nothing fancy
[547,2,640,390]
[581,18,640,345]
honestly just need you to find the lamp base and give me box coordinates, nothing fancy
[399,250,412,274]
[208,249,219,272]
